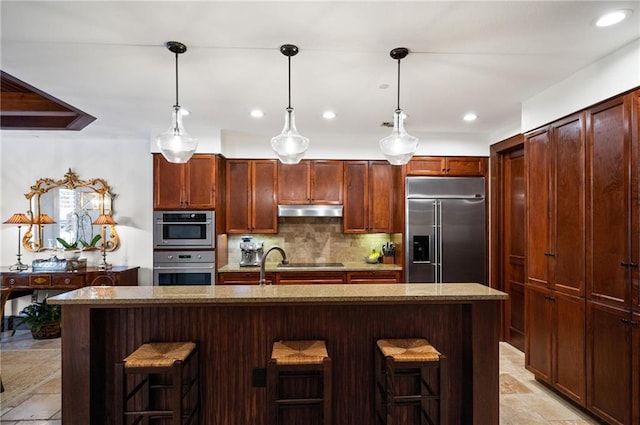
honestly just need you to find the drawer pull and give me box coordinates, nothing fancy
[33,277,47,284]
[64,278,71,284]
[9,278,16,285]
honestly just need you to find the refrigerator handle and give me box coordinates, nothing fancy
[438,200,443,283]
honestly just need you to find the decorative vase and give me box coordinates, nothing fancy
[30,322,61,339]
[61,249,81,261]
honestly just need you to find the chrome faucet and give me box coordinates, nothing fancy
[259,246,289,286]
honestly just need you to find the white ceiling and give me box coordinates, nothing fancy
[1,1,639,152]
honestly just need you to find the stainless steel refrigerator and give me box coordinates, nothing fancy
[406,176,486,284]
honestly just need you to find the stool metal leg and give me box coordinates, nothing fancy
[172,361,183,424]
[323,357,332,425]
[115,362,124,425]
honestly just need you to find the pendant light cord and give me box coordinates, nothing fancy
[396,58,401,112]
[174,50,180,108]
[287,54,292,110]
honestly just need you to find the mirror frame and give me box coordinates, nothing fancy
[23,169,120,252]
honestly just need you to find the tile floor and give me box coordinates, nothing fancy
[0,331,600,424]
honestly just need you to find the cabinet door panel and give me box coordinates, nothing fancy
[553,292,586,405]
[406,157,446,175]
[226,160,251,233]
[278,161,310,204]
[153,154,185,209]
[251,160,278,233]
[369,161,393,233]
[311,161,343,204]
[186,155,215,209]
[525,285,552,382]
[445,157,487,176]
[553,116,585,296]
[588,98,630,308]
[526,129,551,287]
[276,272,345,284]
[343,161,368,233]
[587,301,632,424]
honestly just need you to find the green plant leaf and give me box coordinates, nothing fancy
[90,234,102,246]
[56,237,78,249]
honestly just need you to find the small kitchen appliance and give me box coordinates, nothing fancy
[239,236,264,266]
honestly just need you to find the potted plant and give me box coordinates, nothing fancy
[12,298,62,339]
[55,237,83,260]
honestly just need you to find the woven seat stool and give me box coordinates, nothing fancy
[115,341,200,425]
[268,340,332,425]
[375,338,448,425]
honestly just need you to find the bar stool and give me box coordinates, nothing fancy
[115,341,200,425]
[375,338,448,425]
[268,340,332,425]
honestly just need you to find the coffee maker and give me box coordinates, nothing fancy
[239,236,264,266]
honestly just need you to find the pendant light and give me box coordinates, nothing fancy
[270,44,309,164]
[379,47,418,165]
[156,41,197,163]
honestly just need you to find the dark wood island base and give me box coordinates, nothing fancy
[50,283,506,425]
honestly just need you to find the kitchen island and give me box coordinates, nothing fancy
[50,283,507,425]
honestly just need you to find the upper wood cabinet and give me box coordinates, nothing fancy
[278,160,343,204]
[343,161,396,233]
[525,113,586,297]
[407,156,487,176]
[154,154,216,209]
[226,159,277,234]
[586,93,637,310]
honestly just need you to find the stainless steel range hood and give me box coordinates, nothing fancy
[277,204,343,217]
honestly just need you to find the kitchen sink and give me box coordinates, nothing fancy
[277,262,344,267]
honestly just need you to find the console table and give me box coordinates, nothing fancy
[0,266,139,290]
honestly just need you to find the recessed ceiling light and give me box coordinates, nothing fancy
[595,9,631,27]
[322,111,337,120]
[463,113,477,122]
[250,109,264,118]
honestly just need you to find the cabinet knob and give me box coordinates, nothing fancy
[621,261,630,267]
[630,262,638,268]
[9,278,15,285]
[621,318,631,324]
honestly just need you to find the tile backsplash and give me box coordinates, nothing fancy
[227,217,401,265]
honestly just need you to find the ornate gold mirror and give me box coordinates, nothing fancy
[23,169,119,252]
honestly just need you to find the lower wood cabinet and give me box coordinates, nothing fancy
[218,270,402,285]
[346,271,400,283]
[217,272,271,285]
[587,300,635,425]
[525,285,586,406]
[275,271,345,285]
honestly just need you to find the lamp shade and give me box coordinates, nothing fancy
[379,109,419,165]
[33,213,56,224]
[156,105,197,163]
[270,107,309,164]
[3,213,31,225]
[92,214,117,226]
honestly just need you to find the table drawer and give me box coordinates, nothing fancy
[2,275,29,287]
[30,275,52,288]
[52,274,84,289]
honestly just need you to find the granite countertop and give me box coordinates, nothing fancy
[49,283,507,305]
[218,261,402,273]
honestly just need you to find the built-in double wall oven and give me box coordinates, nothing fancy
[153,210,215,285]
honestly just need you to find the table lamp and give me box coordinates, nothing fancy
[92,213,117,270]
[3,213,32,271]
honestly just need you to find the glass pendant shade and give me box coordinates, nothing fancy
[379,109,418,165]
[271,107,309,164]
[156,105,197,164]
